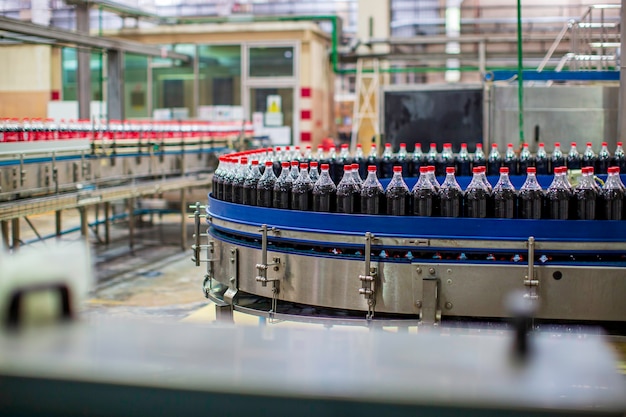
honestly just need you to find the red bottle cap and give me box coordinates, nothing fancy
[351,163,359,169]
[265,161,273,167]
[251,160,259,165]
[344,165,351,171]
[291,161,298,167]
[476,143,483,148]
[300,163,308,169]
[321,164,330,170]
[478,166,486,173]
[571,142,577,146]
[609,166,620,174]
[419,166,429,174]
[446,167,456,174]
[393,166,402,172]
[586,142,593,147]
[367,165,377,172]
[357,144,362,148]
[241,157,248,164]
[507,143,514,148]
[275,146,281,151]
[473,167,481,173]
[618,142,623,146]
[527,167,536,174]
[341,143,349,149]
[539,143,545,147]
[281,161,290,168]
[500,167,509,174]
[428,165,436,172]
[400,143,406,148]
[602,142,608,146]
[310,161,318,167]
[385,143,391,148]
[523,143,529,148]
[461,143,467,148]
[588,166,595,174]
[492,143,498,148]
[444,143,452,148]
[306,145,311,149]
[582,167,590,174]
[554,142,560,147]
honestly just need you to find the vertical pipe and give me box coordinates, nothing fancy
[516,0,524,146]
[180,188,187,251]
[11,218,20,251]
[127,198,135,252]
[79,207,88,237]
[619,0,626,144]
[76,3,91,120]
[1,220,9,250]
[55,210,62,238]
[104,202,111,245]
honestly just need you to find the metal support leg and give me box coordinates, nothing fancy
[24,216,45,244]
[55,210,62,238]
[215,304,234,322]
[107,49,124,121]
[11,218,20,251]
[79,207,88,238]
[1,220,9,250]
[127,198,135,252]
[104,202,111,245]
[180,188,187,251]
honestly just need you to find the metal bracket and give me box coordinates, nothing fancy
[420,274,441,325]
[223,247,239,305]
[255,224,281,316]
[189,201,208,267]
[359,232,377,320]
[524,236,539,301]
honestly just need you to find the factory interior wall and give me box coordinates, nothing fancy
[0,45,51,118]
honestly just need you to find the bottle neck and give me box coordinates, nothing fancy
[605,172,623,189]
[522,173,541,189]
[442,173,460,189]
[495,173,513,189]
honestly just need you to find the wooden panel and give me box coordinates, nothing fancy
[0,91,49,118]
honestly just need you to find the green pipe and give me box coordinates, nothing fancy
[516,0,525,145]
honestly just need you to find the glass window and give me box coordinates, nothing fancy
[198,45,241,107]
[152,44,196,118]
[249,46,294,77]
[61,47,103,101]
[124,54,149,118]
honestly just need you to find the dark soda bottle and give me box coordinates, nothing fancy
[473,143,486,169]
[455,143,472,177]
[397,143,409,176]
[465,167,490,218]
[302,144,313,165]
[412,166,436,217]
[289,160,300,181]
[427,165,441,215]
[291,162,313,211]
[350,163,363,213]
[256,161,277,208]
[353,143,366,179]
[518,167,544,219]
[385,165,410,215]
[337,165,358,214]
[426,143,439,174]
[601,166,624,220]
[410,143,425,177]
[582,142,596,169]
[613,142,626,171]
[535,143,549,175]
[222,157,236,203]
[243,160,262,206]
[545,166,571,219]
[596,141,611,175]
[313,145,325,165]
[212,156,226,200]
[439,167,463,218]
[366,144,380,174]
[337,143,352,177]
[487,143,502,176]
[380,143,395,179]
[519,143,535,175]
[503,143,518,176]
[327,146,342,184]
[550,142,565,174]
[567,142,581,170]
[312,163,336,212]
[493,167,517,219]
[231,156,249,204]
[272,146,284,176]
[574,166,597,220]
[360,165,385,215]
[273,161,293,209]
[309,161,320,183]
[439,143,455,176]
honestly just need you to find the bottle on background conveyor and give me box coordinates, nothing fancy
[472,143,487,170]
[503,143,518,176]
[410,143,425,177]
[455,143,472,177]
[353,143,366,180]
[487,143,502,176]
[582,142,597,170]
[613,142,626,171]
[380,143,395,179]
[397,143,409,177]
[567,142,581,170]
[596,142,611,175]
[426,143,439,174]
[366,143,379,173]
[535,143,549,175]
[439,143,455,177]
[518,143,535,175]
[550,142,565,174]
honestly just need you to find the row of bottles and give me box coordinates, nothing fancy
[213,151,625,220]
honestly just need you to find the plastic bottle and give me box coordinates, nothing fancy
[412,166,436,217]
[427,165,441,215]
[291,162,314,211]
[314,145,325,165]
[309,161,320,183]
[601,166,624,220]
[302,145,313,164]
[380,143,395,179]
[212,156,226,200]
[546,166,571,220]
[502,143,518,176]
[426,143,439,174]
[567,142,581,170]
[574,166,597,220]
[487,143,502,176]
[455,143,472,177]
[353,143,366,179]
[360,165,385,215]
[289,160,300,181]
[273,161,293,209]
[439,167,463,217]
[519,143,535,175]
[385,165,410,215]
[550,142,565,174]
[256,161,277,208]
[478,166,493,193]
[312,163,337,212]
[222,157,236,203]
[613,142,626,171]
[272,146,284,176]
[465,167,490,218]
[535,143,549,175]
[243,160,262,206]
[518,167,544,219]
[473,143,486,169]
[582,142,597,169]
[366,143,379,173]
[493,167,517,219]
[337,165,358,214]
[439,143,455,177]
[351,163,363,213]
[410,143,425,177]
[596,141,611,175]
[232,156,249,204]
[327,146,341,184]
[338,143,352,171]
[397,143,409,176]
